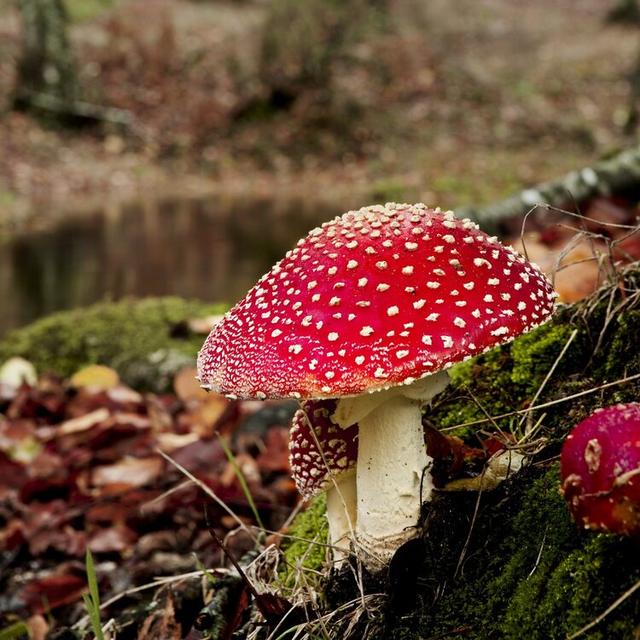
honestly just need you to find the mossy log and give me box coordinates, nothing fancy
[456,145,640,233]
[280,266,640,639]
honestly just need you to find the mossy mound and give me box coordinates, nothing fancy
[281,267,640,639]
[278,495,330,595]
[0,297,225,391]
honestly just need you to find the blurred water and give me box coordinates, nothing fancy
[0,195,338,335]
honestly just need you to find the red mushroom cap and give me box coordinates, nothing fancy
[197,203,556,399]
[560,403,640,535]
[288,399,358,500]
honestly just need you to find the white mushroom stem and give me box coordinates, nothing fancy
[325,469,357,566]
[332,371,450,569]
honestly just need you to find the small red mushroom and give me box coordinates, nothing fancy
[289,399,358,563]
[561,403,640,535]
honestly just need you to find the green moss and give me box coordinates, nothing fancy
[278,495,329,592]
[0,297,225,391]
[597,309,640,380]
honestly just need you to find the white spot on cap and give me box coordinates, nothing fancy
[396,350,410,359]
[387,306,399,316]
[376,261,388,269]
[454,317,466,328]
[413,299,426,309]
[360,326,374,336]
[271,329,282,337]
[328,332,339,341]
[405,242,418,251]
[377,283,390,292]
[355,355,365,365]
[329,297,341,306]
[288,345,302,354]
[402,266,414,275]
[347,260,358,269]
[427,313,440,321]
[442,335,454,348]
[358,278,367,287]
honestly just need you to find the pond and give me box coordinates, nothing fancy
[0,195,340,336]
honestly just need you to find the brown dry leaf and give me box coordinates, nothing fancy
[174,366,208,401]
[137,591,182,640]
[220,454,261,487]
[184,393,229,438]
[514,233,605,303]
[89,525,138,553]
[256,426,290,474]
[70,365,120,391]
[156,431,200,452]
[92,456,163,488]
[55,408,111,437]
[106,385,144,405]
[21,573,86,613]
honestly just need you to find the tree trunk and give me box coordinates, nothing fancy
[13,0,79,111]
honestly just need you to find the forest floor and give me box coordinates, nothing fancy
[0,0,639,225]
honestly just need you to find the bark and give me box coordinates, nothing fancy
[13,0,79,110]
[457,145,640,233]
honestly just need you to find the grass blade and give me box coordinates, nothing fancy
[217,434,265,529]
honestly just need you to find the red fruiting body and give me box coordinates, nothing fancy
[561,403,640,535]
[288,399,358,500]
[197,204,556,399]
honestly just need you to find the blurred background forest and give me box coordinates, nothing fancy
[2,0,640,332]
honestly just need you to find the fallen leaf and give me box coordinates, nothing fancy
[21,573,86,613]
[174,366,208,401]
[55,408,111,437]
[137,591,182,640]
[156,431,200,452]
[0,357,37,388]
[92,456,163,488]
[70,365,120,391]
[89,525,137,553]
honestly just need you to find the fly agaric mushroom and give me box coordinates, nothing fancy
[561,403,640,536]
[197,203,556,568]
[289,399,358,563]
